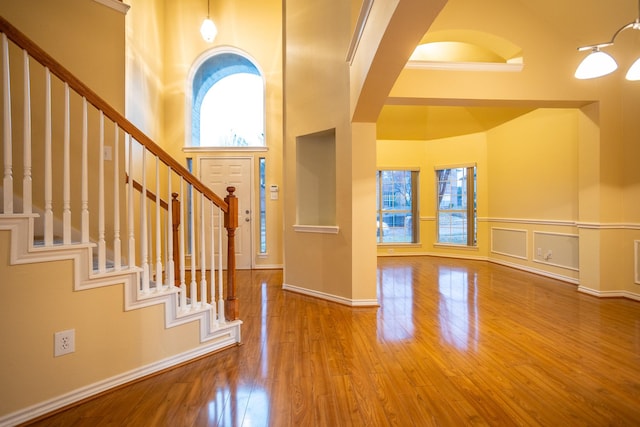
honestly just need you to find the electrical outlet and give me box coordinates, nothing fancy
[103,146,112,161]
[537,248,542,257]
[54,329,75,357]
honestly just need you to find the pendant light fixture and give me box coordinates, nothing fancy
[200,0,217,43]
[575,0,640,80]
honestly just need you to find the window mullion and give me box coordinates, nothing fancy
[466,166,474,246]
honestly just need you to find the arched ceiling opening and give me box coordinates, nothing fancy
[381,29,529,139]
[407,30,523,70]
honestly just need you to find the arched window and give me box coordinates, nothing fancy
[190,50,265,147]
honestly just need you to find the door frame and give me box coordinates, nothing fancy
[198,155,255,269]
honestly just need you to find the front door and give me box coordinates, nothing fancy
[200,157,253,269]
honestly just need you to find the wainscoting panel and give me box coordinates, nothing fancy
[491,228,527,259]
[533,231,579,271]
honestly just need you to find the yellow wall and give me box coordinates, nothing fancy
[126,0,165,140]
[377,132,489,258]
[283,0,357,300]
[377,109,581,282]
[487,109,578,220]
[125,0,284,268]
[0,0,125,111]
[0,231,208,416]
[384,0,640,297]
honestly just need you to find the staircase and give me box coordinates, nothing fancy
[0,16,241,426]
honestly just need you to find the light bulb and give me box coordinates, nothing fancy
[575,50,618,79]
[200,18,217,43]
[625,57,640,81]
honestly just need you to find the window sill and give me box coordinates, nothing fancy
[183,146,268,153]
[377,242,421,247]
[293,225,339,234]
[433,243,479,251]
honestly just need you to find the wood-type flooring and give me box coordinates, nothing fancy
[26,257,640,426]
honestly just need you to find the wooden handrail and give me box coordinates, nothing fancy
[1,15,238,320]
[125,174,169,210]
[0,15,228,212]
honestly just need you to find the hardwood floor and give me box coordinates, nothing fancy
[27,257,640,426]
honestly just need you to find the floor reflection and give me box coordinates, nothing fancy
[377,264,415,341]
[437,265,479,351]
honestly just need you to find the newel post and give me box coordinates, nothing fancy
[171,192,180,286]
[224,186,239,320]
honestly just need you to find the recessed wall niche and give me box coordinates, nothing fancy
[296,129,336,226]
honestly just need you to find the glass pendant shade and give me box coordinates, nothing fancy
[625,57,640,80]
[574,50,618,79]
[200,18,217,43]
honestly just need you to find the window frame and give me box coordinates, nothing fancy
[185,47,266,150]
[376,169,419,244]
[435,164,477,247]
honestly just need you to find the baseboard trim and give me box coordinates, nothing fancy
[0,342,236,427]
[577,286,640,302]
[378,251,580,284]
[489,258,579,284]
[253,263,284,270]
[282,283,378,307]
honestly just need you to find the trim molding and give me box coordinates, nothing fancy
[346,0,374,65]
[483,217,576,226]
[405,60,523,72]
[377,251,579,285]
[253,264,284,270]
[576,222,640,230]
[0,343,234,427]
[485,218,640,230]
[578,286,640,302]
[282,283,378,307]
[293,225,339,234]
[93,0,130,14]
[491,258,579,284]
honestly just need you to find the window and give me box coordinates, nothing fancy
[191,51,264,147]
[259,157,267,254]
[376,170,419,243]
[436,166,476,246]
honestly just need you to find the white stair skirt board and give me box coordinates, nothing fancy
[0,215,242,426]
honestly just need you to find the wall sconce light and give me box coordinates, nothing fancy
[575,0,640,80]
[200,0,217,43]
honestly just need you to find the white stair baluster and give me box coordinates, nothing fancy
[44,68,52,246]
[113,124,121,270]
[141,149,150,292]
[200,192,207,307]
[217,207,225,323]
[166,168,174,287]
[155,156,163,291]
[98,112,106,272]
[189,183,197,309]
[2,34,12,214]
[81,98,89,243]
[148,195,154,285]
[127,135,135,268]
[63,83,71,244]
[179,177,187,309]
[22,49,31,214]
